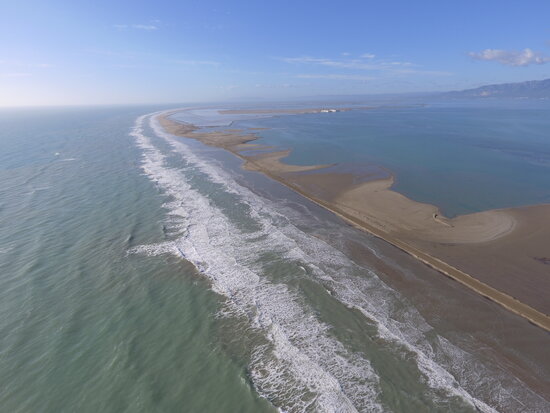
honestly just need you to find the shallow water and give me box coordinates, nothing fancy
[1,106,548,412]
[231,101,550,217]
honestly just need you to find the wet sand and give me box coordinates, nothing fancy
[218,108,356,115]
[158,112,550,331]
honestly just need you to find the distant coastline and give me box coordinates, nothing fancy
[158,109,550,332]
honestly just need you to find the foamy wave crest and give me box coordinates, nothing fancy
[151,114,504,410]
[130,111,542,412]
[128,241,178,257]
[130,113,384,412]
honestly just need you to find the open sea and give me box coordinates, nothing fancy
[0,104,549,412]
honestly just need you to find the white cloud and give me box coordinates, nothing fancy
[218,84,239,90]
[174,59,220,66]
[296,74,375,81]
[132,24,158,31]
[88,49,137,59]
[0,60,53,78]
[0,60,53,69]
[469,48,550,66]
[0,72,31,77]
[280,56,382,70]
[279,55,449,76]
[390,68,452,76]
[361,53,376,59]
[254,82,301,89]
[114,24,158,31]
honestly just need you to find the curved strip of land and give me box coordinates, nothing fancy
[157,111,550,332]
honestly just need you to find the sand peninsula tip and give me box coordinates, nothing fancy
[158,109,550,332]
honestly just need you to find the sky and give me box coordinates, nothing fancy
[1,0,550,106]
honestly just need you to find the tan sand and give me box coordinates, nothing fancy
[218,108,355,115]
[157,112,550,332]
[416,205,550,314]
[159,116,255,149]
[243,150,333,173]
[331,177,516,244]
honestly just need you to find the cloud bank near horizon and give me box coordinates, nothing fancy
[469,48,550,67]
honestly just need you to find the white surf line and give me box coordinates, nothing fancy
[148,112,518,411]
[134,114,384,412]
[148,111,520,412]
[130,114,384,413]
[136,110,545,412]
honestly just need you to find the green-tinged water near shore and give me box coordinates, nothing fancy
[0,107,273,413]
[1,106,548,413]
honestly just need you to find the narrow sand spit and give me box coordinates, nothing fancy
[158,112,550,331]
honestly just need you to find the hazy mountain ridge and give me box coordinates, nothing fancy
[444,78,550,99]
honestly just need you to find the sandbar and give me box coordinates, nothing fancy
[158,111,550,332]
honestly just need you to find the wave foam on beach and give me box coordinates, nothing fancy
[130,114,382,412]
[127,112,544,412]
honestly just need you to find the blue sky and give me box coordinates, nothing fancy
[1,0,550,106]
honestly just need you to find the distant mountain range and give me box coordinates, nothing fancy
[443,78,550,99]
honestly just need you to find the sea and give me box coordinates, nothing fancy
[0,102,549,413]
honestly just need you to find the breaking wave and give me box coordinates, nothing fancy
[128,112,543,412]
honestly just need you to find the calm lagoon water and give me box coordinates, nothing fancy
[1,105,548,412]
[234,101,550,217]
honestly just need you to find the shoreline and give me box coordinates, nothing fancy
[158,111,550,332]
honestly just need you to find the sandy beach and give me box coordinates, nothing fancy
[218,108,355,115]
[158,112,550,331]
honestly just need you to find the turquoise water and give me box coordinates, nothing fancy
[1,107,549,412]
[234,101,550,217]
[0,107,272,412]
